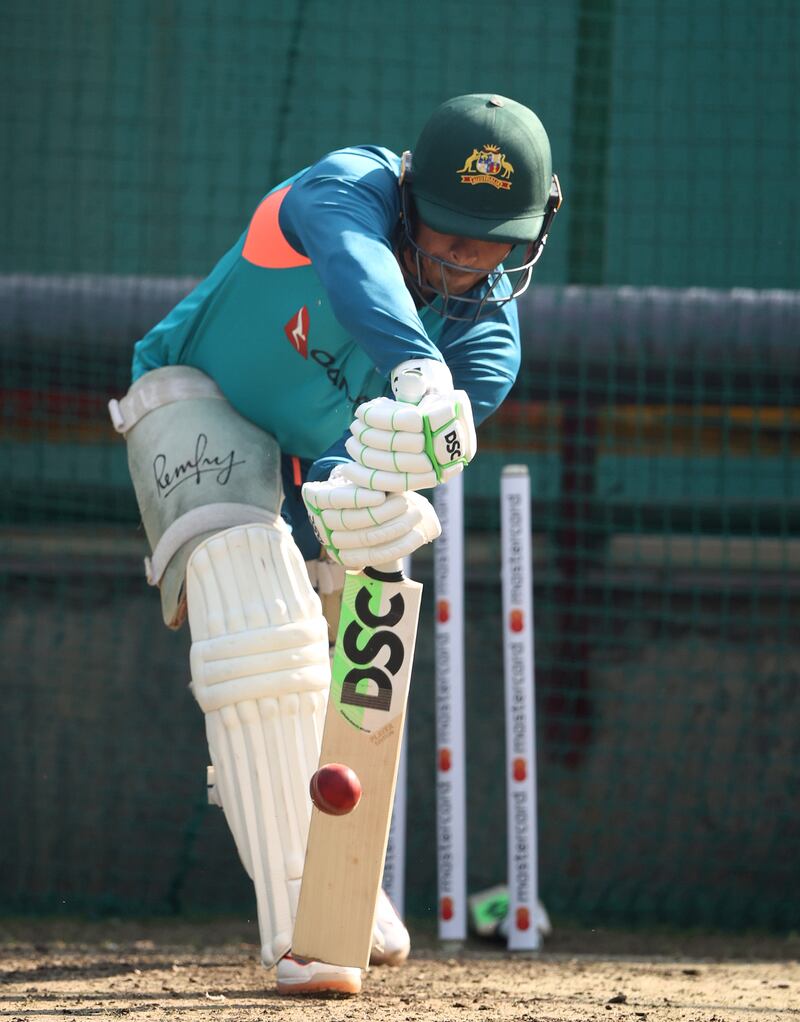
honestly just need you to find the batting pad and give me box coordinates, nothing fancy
[186,522,330,967]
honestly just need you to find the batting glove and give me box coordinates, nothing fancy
[339,359,477,493]
[302,471,441,570]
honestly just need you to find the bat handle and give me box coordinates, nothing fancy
[392,369,427,405]
[371,558,404,575]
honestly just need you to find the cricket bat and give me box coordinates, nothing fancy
[292,560,422,969]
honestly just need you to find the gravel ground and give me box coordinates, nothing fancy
[2,918,799,1021]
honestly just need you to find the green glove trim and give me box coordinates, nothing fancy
[303,495,342,563]
[421,403,469,483]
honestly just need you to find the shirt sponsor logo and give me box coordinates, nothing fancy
[284,306,309,358]
[310,348,373,408]
[282,305,372,408]
[456,144,514,190]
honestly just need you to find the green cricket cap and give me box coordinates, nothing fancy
[410,93,552,244]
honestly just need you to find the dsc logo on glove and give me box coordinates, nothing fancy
[444,429,462,460]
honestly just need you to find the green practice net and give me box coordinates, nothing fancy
[2,0,799,931]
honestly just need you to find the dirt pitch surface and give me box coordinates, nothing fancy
[2,919,799,1021]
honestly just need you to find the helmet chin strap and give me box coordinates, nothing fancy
[396,175,561,323]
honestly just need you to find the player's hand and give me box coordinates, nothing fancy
[302,478,441,570]
[339,359,477,493]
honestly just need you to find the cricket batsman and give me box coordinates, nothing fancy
[109,93,560,995]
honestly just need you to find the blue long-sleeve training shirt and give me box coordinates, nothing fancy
[132,146,521,488]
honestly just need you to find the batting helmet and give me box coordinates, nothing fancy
[398,93,561,320]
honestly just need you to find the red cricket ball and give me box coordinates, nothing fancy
[309,763,363,816]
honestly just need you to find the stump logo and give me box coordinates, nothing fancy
[456,144,514,190]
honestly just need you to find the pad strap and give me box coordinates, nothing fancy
[108,366,226,434]
[144,503,280,585]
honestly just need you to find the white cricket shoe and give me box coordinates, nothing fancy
[370,888,411,966]
[276,953,361,996]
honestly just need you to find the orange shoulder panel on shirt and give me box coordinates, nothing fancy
[242,184,312,269]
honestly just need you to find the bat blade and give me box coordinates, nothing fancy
[293,564,422,969]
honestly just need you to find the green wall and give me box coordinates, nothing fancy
[4,0,798,286]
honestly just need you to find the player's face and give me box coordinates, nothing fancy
[406,223,512,296]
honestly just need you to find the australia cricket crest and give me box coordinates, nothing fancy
[456,144,514,190]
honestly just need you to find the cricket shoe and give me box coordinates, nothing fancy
[275,953,361,996]
[370,888,411,966]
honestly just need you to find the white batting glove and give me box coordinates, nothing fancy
[339,358,477,493]
[302,473,441,570]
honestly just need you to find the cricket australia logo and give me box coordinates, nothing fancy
[456,144,514,190]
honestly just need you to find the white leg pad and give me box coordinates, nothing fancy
[186,521,330,967]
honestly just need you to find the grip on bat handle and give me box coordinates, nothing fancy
[373,557,404,575]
